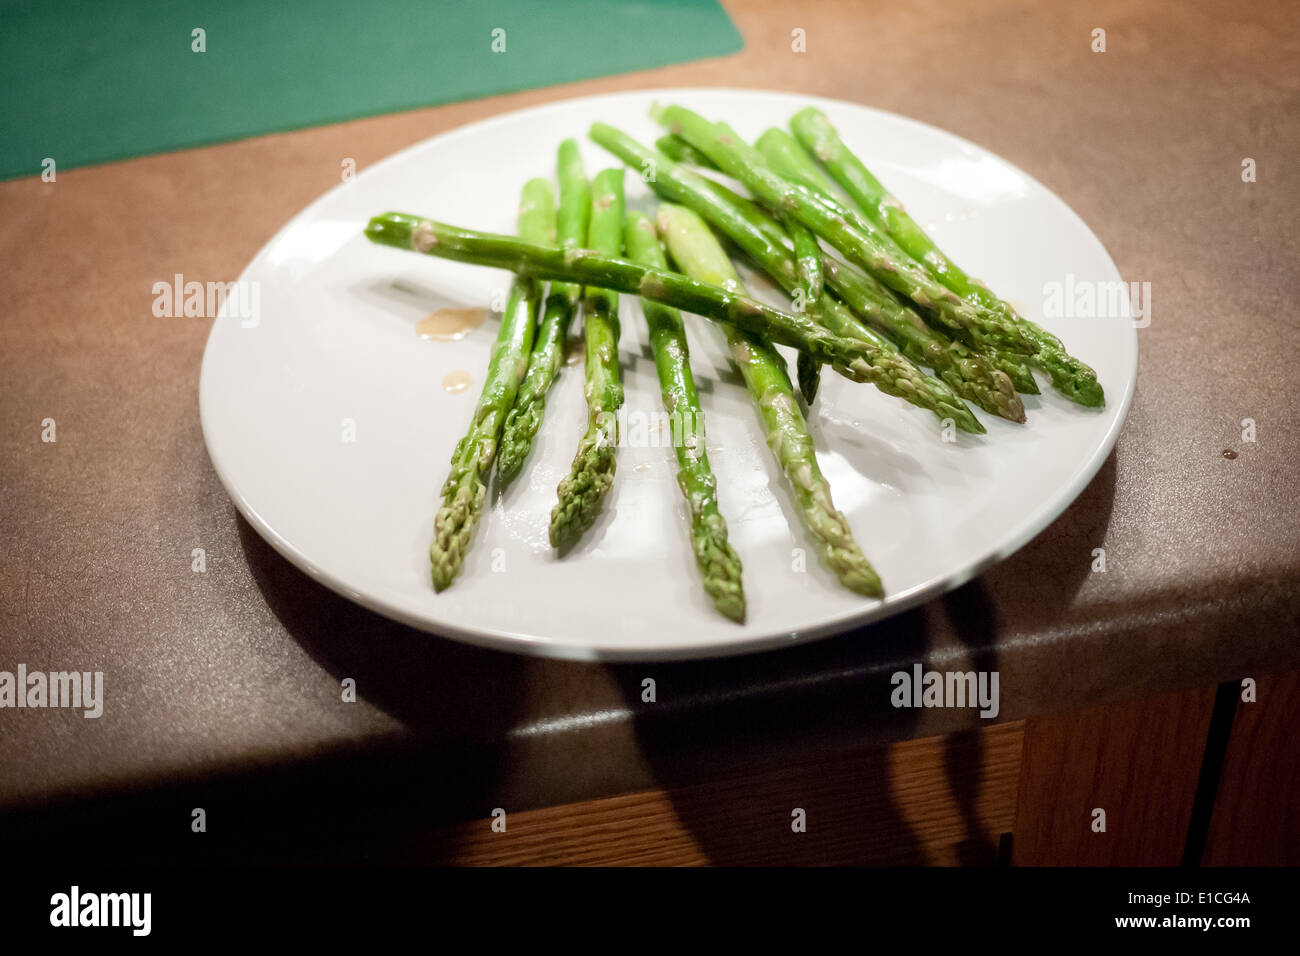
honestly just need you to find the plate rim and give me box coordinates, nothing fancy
[199,86,1138,661]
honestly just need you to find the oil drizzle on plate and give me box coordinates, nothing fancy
[417,307,487,341]
[442,370,473,394]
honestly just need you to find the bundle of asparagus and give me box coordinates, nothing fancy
[363,104,1102,620]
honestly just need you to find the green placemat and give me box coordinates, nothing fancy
[0,0,742,181]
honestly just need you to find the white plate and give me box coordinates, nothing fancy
[200,88,1136,661]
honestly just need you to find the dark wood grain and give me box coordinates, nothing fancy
[1012,687,1216,865]
[394,723,1023,866]
[1203,671,1300,865]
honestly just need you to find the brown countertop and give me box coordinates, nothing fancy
[2,0,1298,854]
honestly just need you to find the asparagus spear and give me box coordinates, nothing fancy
[789,218,825,306]
[549,167,626,550]
[770,122,835,405]
[751,127,1026,420]
[790,107,1102,405]
[655,134,720,171]
[822,256,1025,420]
[587,123,992,430]
[762,125,1038,399]
[755,127,840,197]
[654,105,1039,356]
[429,179,550,590]
[498,140,590,481]
[657,203,882,597]
[981,348,1040,394]
[364,213,973,412]
[789,219,824,403]
[624,211,746,621]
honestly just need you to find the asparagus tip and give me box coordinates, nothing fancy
[549,439,617,551]
[715,593,747,623]
[848,570,885,599]
[692,514,747,623]
[1071,379,1106,407]
[430,545,457,592]
[828,545,883,597]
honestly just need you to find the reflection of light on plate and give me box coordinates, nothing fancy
[264,220,362,272]
[509,709,631,739]
[908,155,1027,205]
[817,449,886,512]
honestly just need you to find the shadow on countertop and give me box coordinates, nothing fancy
[603,449,1117,865]
[1,452,1115,865]
[0,516,541,865]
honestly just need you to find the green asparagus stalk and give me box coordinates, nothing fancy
[655,134,720,172]
[657,203,882,597]
[789,219,825,307]
[821,256,1026,419]
[364,213,973,414]
[498,140,590,481]
[429,179,550,590]
[587,122,991,431]
[789,218,824,403]
[549,167,626,550]
[654,105,1039,356]
[763,123,1037,400]
[624,211,746,621]
[751,127,1026,421]
[981,348,1040,394]
[755,127,840,197]
[790,107,1101,405]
